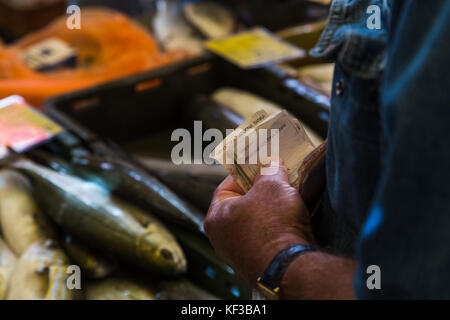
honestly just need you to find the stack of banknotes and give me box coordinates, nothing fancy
[211,110,316,192]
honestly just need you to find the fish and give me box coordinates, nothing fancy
[309,0,332,5]
[6,240,79,300]
[187,95,244,135]
[12,160,187,277]
[71,155,205,233]
[85,277,157,300]
[183,2,235,39]
[157,279,219,300]
[211,87,324,146]
[276,19,328,54]
[0,237,16,300]
[297,63,334,97]
[135,157,227,212]
[212,87,283,119]
[153,0,204,55]
[62,234,117,280]
[0,169,57,256]
[26,149,77,176]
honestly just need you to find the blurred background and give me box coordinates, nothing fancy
[0,0,334,301]
[0,0,333,107]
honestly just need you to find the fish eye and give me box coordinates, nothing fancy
[160,248,173,261]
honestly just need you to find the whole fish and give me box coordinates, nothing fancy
[297,63,334,97]
[0,238,16,300]
[62,234,117,279]
[0,170,57,255]
[13,160,186,277]
[26,149,77,176]
[6,240,78,300]
[135,157,227,212]
[153,0,204,55]
[157,279,219,300]
[187,95,244,135]
[184,2,235,39]
[86,277,157,300]
[212,87,324,146]
[136,157,227,185]
[212,87,283,119]
[71,155,205,233]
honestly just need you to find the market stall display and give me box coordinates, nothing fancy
[0,0,335,301]
[0,8,189,108]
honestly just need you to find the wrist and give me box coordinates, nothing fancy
[279,250,321,299]
[249,234,310,285]
[255,244,317,300]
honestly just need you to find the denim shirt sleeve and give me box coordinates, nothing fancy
[356,0,450,299]
[310,0,391,79]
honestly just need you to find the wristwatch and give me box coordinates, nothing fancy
[255,244,316,300]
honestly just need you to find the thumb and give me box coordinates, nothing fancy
[253,160,290,186]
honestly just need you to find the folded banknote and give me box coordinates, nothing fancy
[210,109,315,192]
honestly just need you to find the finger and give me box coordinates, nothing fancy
[212,176,245,203]
[253,160,290,186]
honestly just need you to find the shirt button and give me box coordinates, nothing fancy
[335,79,346,96]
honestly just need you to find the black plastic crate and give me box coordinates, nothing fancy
[230,0,329,32]
[46,54,329,140]
[44,53,330,299]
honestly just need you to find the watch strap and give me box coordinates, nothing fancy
[257,244,315,296]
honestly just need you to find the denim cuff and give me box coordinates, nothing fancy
[310,0,390,79]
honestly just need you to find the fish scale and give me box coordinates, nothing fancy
[6,240,77,300]
[72,155,205,234]
[0,238,16,300]
[13,160,187,277]
[0,170,56,256]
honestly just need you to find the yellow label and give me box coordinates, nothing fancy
[206,28,306,68]
[0,95,63,157]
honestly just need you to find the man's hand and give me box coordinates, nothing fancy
[204,161,315,285]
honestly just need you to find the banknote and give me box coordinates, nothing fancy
[211,109,315,192]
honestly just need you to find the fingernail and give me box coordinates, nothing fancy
[264,160,281,168]
[269,160,281,168]
[261,160,280,176]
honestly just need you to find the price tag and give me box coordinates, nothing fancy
[0,95,63,159]
[206,28,306,69]
[21,37,77,72]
